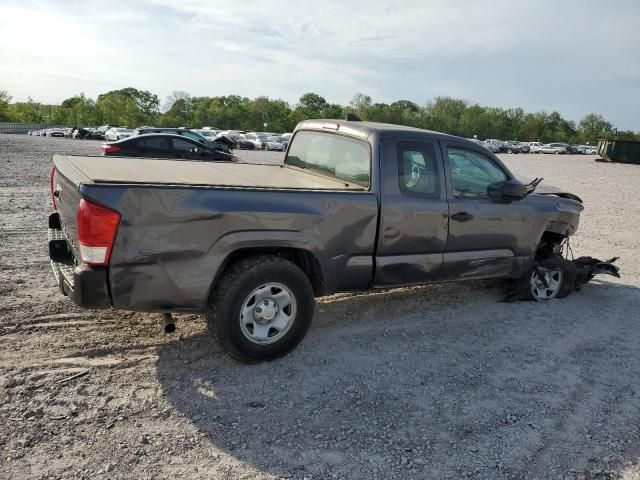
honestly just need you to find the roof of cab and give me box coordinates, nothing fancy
[295,119,461,142]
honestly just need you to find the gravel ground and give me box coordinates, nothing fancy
[1,134,639,480]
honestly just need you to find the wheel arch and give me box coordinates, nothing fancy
[206,246,326,304]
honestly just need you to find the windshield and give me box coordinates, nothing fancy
[116,128,132,133]
[285,131,370,187]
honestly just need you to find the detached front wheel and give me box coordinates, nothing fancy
[526,255,576,301]
[207,255,315,363]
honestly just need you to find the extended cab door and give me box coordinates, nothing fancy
[439,138,534,280]
[374,136,449,285]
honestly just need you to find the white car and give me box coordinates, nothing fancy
[529,142,545,153]
[104,128,133,142]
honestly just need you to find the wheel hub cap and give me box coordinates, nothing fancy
[254,298,278,324]
[530,268,563,301]
[239,283,297,345]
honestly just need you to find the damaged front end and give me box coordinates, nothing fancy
[572,256,620,288]
[505,244,621,302]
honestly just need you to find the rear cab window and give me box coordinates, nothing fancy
[285,131,371,188]
[397,142,440,197]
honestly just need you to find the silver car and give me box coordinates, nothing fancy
[540,143,567,154]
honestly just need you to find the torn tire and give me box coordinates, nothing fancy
[526,254,576,301]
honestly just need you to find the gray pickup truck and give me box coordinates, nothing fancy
[49,119,585,362]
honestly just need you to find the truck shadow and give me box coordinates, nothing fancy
[156,279,640,479]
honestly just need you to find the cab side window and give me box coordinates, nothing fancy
[447,147,507,198]
[397,141,440,197]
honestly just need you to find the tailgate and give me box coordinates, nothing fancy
[51,157,87,261]
[49,157,112,309]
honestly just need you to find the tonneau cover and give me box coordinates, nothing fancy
[53,155,365,191]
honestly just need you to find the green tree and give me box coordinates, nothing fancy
[0,90,11,121]
[7,98,53,123]
[52,93,97,125]
[96,88,159,126]
[349,93,373,118]
[423,97,468,135]
[578,113,613,144]
[298,93,327,115]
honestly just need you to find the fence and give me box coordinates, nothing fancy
[0,123,72,134]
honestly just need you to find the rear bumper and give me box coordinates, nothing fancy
[48,212,111,309]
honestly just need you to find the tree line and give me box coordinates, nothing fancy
[0,88,637,145]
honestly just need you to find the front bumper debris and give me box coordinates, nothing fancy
[572,256,620,289]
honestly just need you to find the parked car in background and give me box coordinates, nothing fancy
[194,129,221,140]
[529,142,544,153]
[47,128,66,138]
[482,140,502,153]
[263,137,286,151]
[132,128,234,154]
[229,134,256,150]
[244,132,269,149]
[278,134,292,148]
[507,140,530,153]
[504,141,522,154]
[553,142,579,154]
[540,143,567,154]
[484,139,511,153]
[101,134,237,161]
[469,138,498,153]
[485,143,501,153]
[579,145,598,154]
[92,125,115,140]
[104,128,133,142]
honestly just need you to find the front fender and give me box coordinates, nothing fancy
[528,195,583,253]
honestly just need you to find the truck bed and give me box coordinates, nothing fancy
[53,155,365,191]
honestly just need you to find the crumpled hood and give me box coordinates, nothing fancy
[516,177,583,203]
[532,184,583,203]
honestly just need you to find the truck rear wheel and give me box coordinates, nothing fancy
[206,255,315,363]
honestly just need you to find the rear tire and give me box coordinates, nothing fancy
[206,255,315,363]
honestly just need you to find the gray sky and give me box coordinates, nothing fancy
[1,0,638,129]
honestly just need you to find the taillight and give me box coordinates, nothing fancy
[102,144,120,154]
[49,165,57,210]
[76,199,121,266]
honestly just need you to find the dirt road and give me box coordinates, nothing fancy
[1,135,639,479]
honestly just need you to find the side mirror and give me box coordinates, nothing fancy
[488,179,527,200]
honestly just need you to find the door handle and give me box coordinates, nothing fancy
[451,212,474,222]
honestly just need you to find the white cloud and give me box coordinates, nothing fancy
[0,0,638,128]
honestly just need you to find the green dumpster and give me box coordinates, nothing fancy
[597,139,640,164]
